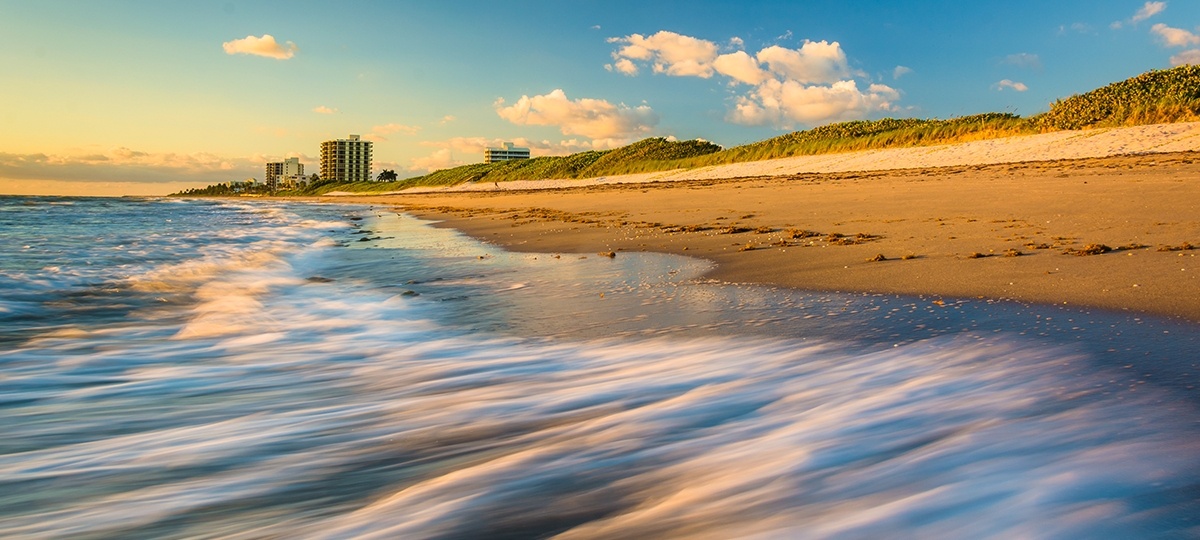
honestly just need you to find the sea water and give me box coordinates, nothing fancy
[1,196,1197,539]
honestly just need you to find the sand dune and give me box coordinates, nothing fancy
[329,123,1200,322]
[377,122,1200,195]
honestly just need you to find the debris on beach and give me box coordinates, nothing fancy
[1065,243,1112,256]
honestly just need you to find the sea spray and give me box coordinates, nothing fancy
[1,197,1197,539]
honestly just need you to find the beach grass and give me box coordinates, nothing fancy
[176,65,1200,197]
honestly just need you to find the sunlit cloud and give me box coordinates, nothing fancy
[606,31,719,77]
[494,89,658,141]
[222,34,298,60]
[712,51,769,85]
[312,105,337,114]
[1151,23,1200,47]
[438,115,457,125]
[1113,1,1166,29]
[1133,1,1167,23]
[0,147,264,186]
[729,80,900,126]
[608,30,902,128]
[1170,49,1200,65]
[893,65,913,79]
[994,79,1029,92]
[757,41,853,84]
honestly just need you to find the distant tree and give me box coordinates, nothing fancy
[309,173,320,183]
[377,169,398,182]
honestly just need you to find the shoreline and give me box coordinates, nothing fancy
[312,149,1200,323]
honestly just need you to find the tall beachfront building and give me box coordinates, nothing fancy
[320,134,373,182]
[484,142,530,163]
[265,157,304,189]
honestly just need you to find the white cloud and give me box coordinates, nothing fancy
[757,41,852,84]
[1170,48,1200,65]
[608,31,720,77]
[713,51,769,85]
[1152,23,1200,47]
[893,65,913,79]
[494,89,658,140]
[439,115,456,125]
[1114,1,1167,28]
[1133,1,1167,23]
[729,37,745,48]
[312,105,337,114]
[1002,52,1042,69]
[995,79,1029,92]
[608,31,903,128]
[222,34,297,60]
[606,57,639,76]
[729,79,899,126]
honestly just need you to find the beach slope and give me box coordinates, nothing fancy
[327,124,1200,322]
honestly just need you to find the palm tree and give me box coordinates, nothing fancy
[377,169,398,182]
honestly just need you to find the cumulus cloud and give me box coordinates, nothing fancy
[607,57,639,76]
[757,42,852,84]
[606,31,720,77]
[893,65,913,79]
[995,79,1029,92]
[713,50,769,85]
[729,80,899,125]
[312,105,337,114]
[494,89,658,141]
[1151,23,1200,47]
[1170,49,1200,65]
[608,30,902,128]
[1002,53,1042,69]
[222,34,297,60]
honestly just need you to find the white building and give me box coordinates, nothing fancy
[320,134,373,182]
[484,142,530,163]
[265,157,304,190]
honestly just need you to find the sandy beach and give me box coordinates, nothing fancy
[322,124,1200,322]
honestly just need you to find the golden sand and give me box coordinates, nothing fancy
[320,128,1200,322]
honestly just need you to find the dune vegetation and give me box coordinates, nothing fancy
[176,65,1200,197]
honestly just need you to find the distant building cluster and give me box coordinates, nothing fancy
[484,142,530,163]
[256,136,533,190]
[264,157,304,190]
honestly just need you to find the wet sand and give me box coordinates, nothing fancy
[322,150,1200,323]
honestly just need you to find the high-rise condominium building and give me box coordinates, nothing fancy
[265,157,304,189]
[320,134,373,182]
[484,142,530,163]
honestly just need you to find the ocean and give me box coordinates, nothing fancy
[1,196,1198,539]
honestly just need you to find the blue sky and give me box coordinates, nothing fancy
[1,0,1197,195]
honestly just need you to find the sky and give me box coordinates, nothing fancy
[2,0,1198,196]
